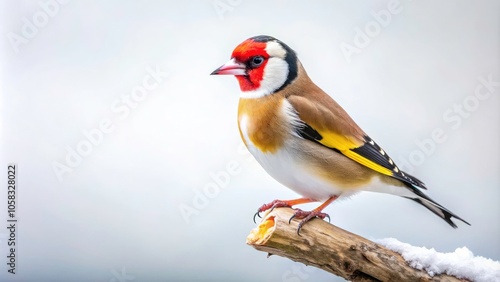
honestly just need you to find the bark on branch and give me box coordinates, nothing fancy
[246,208,468,282]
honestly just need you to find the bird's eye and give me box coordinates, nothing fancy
[250,56,265,68]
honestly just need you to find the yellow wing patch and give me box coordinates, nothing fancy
[315,129,394,177]
[341,149,393,176]
[316,129,358,151]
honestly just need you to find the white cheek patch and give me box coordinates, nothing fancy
[262,57,289,92]
[265,41,287,58]
[239,57,289,99]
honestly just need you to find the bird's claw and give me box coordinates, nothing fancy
[253,211,262,224]
[288,209,331,236]
[253,200,292,223]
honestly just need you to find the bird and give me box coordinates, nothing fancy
[211,35,470,234]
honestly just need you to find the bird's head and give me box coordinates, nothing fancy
[211,35,299,98]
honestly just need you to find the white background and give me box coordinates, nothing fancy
[1,1,499,281]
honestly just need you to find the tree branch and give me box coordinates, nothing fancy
[246,208,468,282]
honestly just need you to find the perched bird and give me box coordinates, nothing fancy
[211,35,469,233]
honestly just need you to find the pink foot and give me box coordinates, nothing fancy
[253,200,292,223]
[289,208,331,235]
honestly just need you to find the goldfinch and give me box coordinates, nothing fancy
[211,35,469,233]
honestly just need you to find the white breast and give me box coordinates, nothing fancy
[239,113,352,201]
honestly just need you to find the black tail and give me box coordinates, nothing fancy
[404,186,470,228]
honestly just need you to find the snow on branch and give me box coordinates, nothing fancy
[246,208,498,282]
[375,238,500,282]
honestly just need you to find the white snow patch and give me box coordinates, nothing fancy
[375,238,500,282]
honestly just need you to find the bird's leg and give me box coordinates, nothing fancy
[253,198,315,223]
[289,196,339,235]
